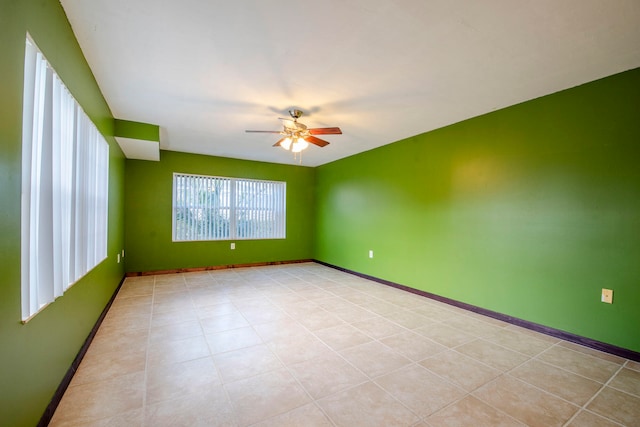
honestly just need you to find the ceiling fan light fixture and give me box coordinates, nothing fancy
[291,137,307,153]
[281,137,293,150]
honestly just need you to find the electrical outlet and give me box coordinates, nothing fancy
[122,249,125,258]
[601,288,613,304]
[117,253,121,263]
[231,242,236,250]
[369,250,373,258]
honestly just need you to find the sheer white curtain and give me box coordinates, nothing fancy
[21,37,109,321]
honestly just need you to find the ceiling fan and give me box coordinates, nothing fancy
[245,109,342,154]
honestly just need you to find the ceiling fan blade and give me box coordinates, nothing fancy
[272,137,287,147]
[305,135,330,147]
[245,130,282,133]
[309,127,342,135]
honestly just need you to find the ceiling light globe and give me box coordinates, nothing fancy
[291,141,303,153]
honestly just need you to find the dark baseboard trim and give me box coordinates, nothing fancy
[125,259,314,277]
[37,275,127,427]
[314,260,640,362]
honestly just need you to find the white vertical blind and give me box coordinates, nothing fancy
[172,173,285,241]
[21,37,109,321]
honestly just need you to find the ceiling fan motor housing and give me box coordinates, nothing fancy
[289,109,304,120]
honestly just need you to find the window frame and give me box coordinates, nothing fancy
[172,172,286,242]
[21,35,109,322]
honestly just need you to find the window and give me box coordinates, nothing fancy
[173,173,286,241]
[21,37,109,321]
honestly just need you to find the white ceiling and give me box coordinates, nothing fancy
[60,0,640,167]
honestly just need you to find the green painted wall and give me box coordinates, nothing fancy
[1,2,638,425]
[0,1,125,426]
[114,119,160,141]
[315,68,640,353]
[124,151,315,273]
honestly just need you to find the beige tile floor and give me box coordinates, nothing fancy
[50,263,640,426]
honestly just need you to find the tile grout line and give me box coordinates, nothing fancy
[282,270,545,425]
[422,326,626,425]
[344,283,544,425]
[193,271,239,426]
[140,274,157,426]
[271,269,421,425]
[282,268,363,426]
[495,341,604,425]
[534,341,627,383]
[216,268,335,426]
[245,271,342,427]
[210,270,263,426]
[422,391,523,426]
[561,361,627,427]
[456,335,543,425]
[279,273,467,425]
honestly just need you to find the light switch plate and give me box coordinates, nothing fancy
[601,288,613,304]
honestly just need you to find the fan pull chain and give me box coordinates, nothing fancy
[293,150,303,164]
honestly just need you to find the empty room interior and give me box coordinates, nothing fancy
[2,1,640,426]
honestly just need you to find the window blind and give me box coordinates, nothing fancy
[21,37,109,321]
[173,173,285,241]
